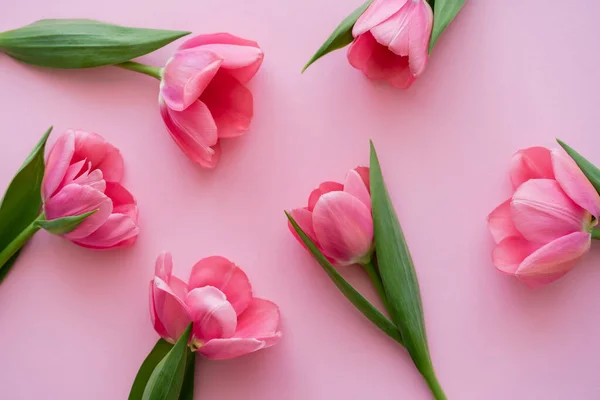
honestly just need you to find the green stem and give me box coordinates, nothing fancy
[0,212,44,271]
[361,258,388,308]
[592,228,600,240]
[116,61,162,80]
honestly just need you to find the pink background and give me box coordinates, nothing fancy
[1,0,600,399]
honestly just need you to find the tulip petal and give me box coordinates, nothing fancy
[234,298,281,344]
[487,199,521,244]
[179,33,260,51]
[344,169,371,209]
[307,181,343,211]
[95,144,125,183]
[160,98,221,169]
[353,0,410,37]
[200,72,254,139]
[195,44,263,84]
[186,287,238,342]
[104,182,137,221]
[407,0,433,76]
[161,48,223,111]
[188,256,253,316]
[312,191,374,265]
[517,231,591,288]
[510,147,554,189]
[354,166,370,192]
[155,251,173,283]
[42,131,75,200]
[152,276,192,343]
[492,236,538,275]
[199,337,266,360]
[551,149,600,218]
[71,131,124,182]
[288,208,317,245]
[511,179,588,244]
[44,184,112,240]
[73,213,139,249]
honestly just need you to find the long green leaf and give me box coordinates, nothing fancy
[142,325,192,400]
[557,139,600,195]
[0,127,51,283]
[369,141,445,399]
[286,212,403,345]
[302,0,372,73]
[178,350,196,400]
[36,210,97,235]
[429,0,467,53]
[0,19,189,69]
[129,339,174,400]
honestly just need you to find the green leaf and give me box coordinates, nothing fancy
[557,139,600,195]
[35,210,97,235]
[429,0,466,53]
[0,127,51,283]
[369,141,445,399]
[142,324,192,400]
[129,339,174,400]
[302,0,372,73]
[286,212,403,345]
[178,350,196,400]
[0,19,190,69]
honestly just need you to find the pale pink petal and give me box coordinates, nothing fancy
[44,184,112,240]
[42,131,75,200]
[487,199,521,244]
[60,160,87,187]
[199,337,266,360]
[104,182,137,220]
[160,98,221,169]
[234,298,281,343]
[406,0,433,76]
[370,1,417,52]
[200,71,253,139]
[511,179,588,244]
[95,144,124,182]
[312,191,374,265]
[517,232,591,288]
[69,130,125,183]
[188,256,252,316]
[288,208,318,246]
[492,237,538,275]
[72,213,139,249]
[186,287,238,342]
[551,149,600,218]
[155,252,173,283]
[195,44,263,84]
[343,169,371,209]
[170,276,189,300]
[179,33,260,51]
[510,147,554,189]
[149,281,169,341]
[307,181,344,211]
[353,0,410,37]
[354,166,370,192]
[73,166,106,193]
[161,48,223,111]
[152,277,192,343]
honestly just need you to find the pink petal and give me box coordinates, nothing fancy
[159,98,221,169]
[186,287,237,342]
[234,298,281,343]
[487,199,521,244]
[104,182,137,221]
[343,169,371,209]
[353,0,410,37]
[511,179,588,244]
[149,281,169,341]
[194,44,263,84]
[155,251,173,283]
[492,236,538,275]
[354,166,370,192]
[517,231,591,288]
[72,213,139,249]
[69,162,106,193]
[188,256,253,316]
[312,191,374,265]
[551,149,600,218]
[198,337,266,360]
[161,48,223,111]
[288,207,318,246]
[152,277,192,343]
[95,144,125,182]
[407,0,433,75]
[509,147,554,189]
[44,184,112,240]
[307,181,344,211]
[200,71,253,139]
[71,131,124,182]
[42,131,75,200]
[178,33,260,51]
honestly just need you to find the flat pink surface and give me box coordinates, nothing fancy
[1,1,600,399]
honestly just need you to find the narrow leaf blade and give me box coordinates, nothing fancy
[0,19,190,68]
[35,210,97,235]
[178,350,196,400]
[142,324,192,400]
[302,0,372,72]
[429,0,467,52]
[557,139,600,195]
[286,212,403,345]
[129,339,174,400]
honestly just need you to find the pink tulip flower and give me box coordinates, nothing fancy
[289,166,373,266]
[159,33,264,168]
[347,0,433,89]
[150,252,282,360]
[488,147,600,288]
[42,130,139,249]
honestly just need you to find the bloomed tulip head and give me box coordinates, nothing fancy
[149,252,282,359]
[289,166,374,266]
[158,33,264,168]
[488,147,600,287]
[41,130,139,249]
[347,0,433,89]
